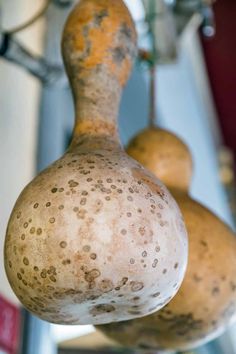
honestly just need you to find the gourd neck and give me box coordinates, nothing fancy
[71,66,121,142]
[69,134,122,152]
[61,0,137,147]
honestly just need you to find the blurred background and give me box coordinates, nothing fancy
[1,0,236,353]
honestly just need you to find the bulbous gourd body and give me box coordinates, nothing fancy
[98,128,236,348]
[4,3,188,325]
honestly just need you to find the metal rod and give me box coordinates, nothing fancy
[149,65,157,127]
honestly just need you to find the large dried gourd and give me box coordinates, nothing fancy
[4,3,188,325]
[98,128,236,349]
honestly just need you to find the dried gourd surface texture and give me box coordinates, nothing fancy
[4,2,188,325]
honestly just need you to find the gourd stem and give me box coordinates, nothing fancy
[149,65,157,127]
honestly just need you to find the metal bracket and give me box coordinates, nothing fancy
[0,33,67,86]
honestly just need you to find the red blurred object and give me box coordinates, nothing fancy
[201,0,236,158]
[0,295,21,354]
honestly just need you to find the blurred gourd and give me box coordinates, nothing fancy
[4,0,188,325]
[98,127,236,350]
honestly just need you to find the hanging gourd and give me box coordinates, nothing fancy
[98,66,236,350]
[4,0,188,325]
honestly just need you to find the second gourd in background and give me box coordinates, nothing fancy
[98,67,236,351]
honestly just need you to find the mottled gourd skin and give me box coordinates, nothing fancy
[98,128,236,349]
[4,3,188,325]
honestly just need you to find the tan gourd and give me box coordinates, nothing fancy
[4,2,188,325]
[98,127,236,350]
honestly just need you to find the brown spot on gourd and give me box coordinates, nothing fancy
[128,310,141,315]
[212,287,220,296]
[51,188,57,193]
[200,240,208,247]
[40,269,47,278]
[36,228,42,235]
[85,269,101,282]
[139,227,145,236]
[62,259,71,265]
[83,245,91,252]
[23,257,29,266]
[152,291,160,298]
[133,296,140,301]
[230,282,236,292]
[98,279,114,292]
[122,277,128,285]
[60,241,67,248]
[69,180,79,188]
[50,275,57,282]
[90,304,115,316]
[130,281,144,292]
[152,259,158,268]
[80,198,87,205]
[113,46,126,63]
[77,209,87,219]
[90,253,97,260]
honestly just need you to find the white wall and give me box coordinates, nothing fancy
[0,0,45,303]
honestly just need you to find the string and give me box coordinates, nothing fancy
[148,64,157,127]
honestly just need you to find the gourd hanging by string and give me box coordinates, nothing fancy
[97,64,236,349]
[4,0,188,325]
